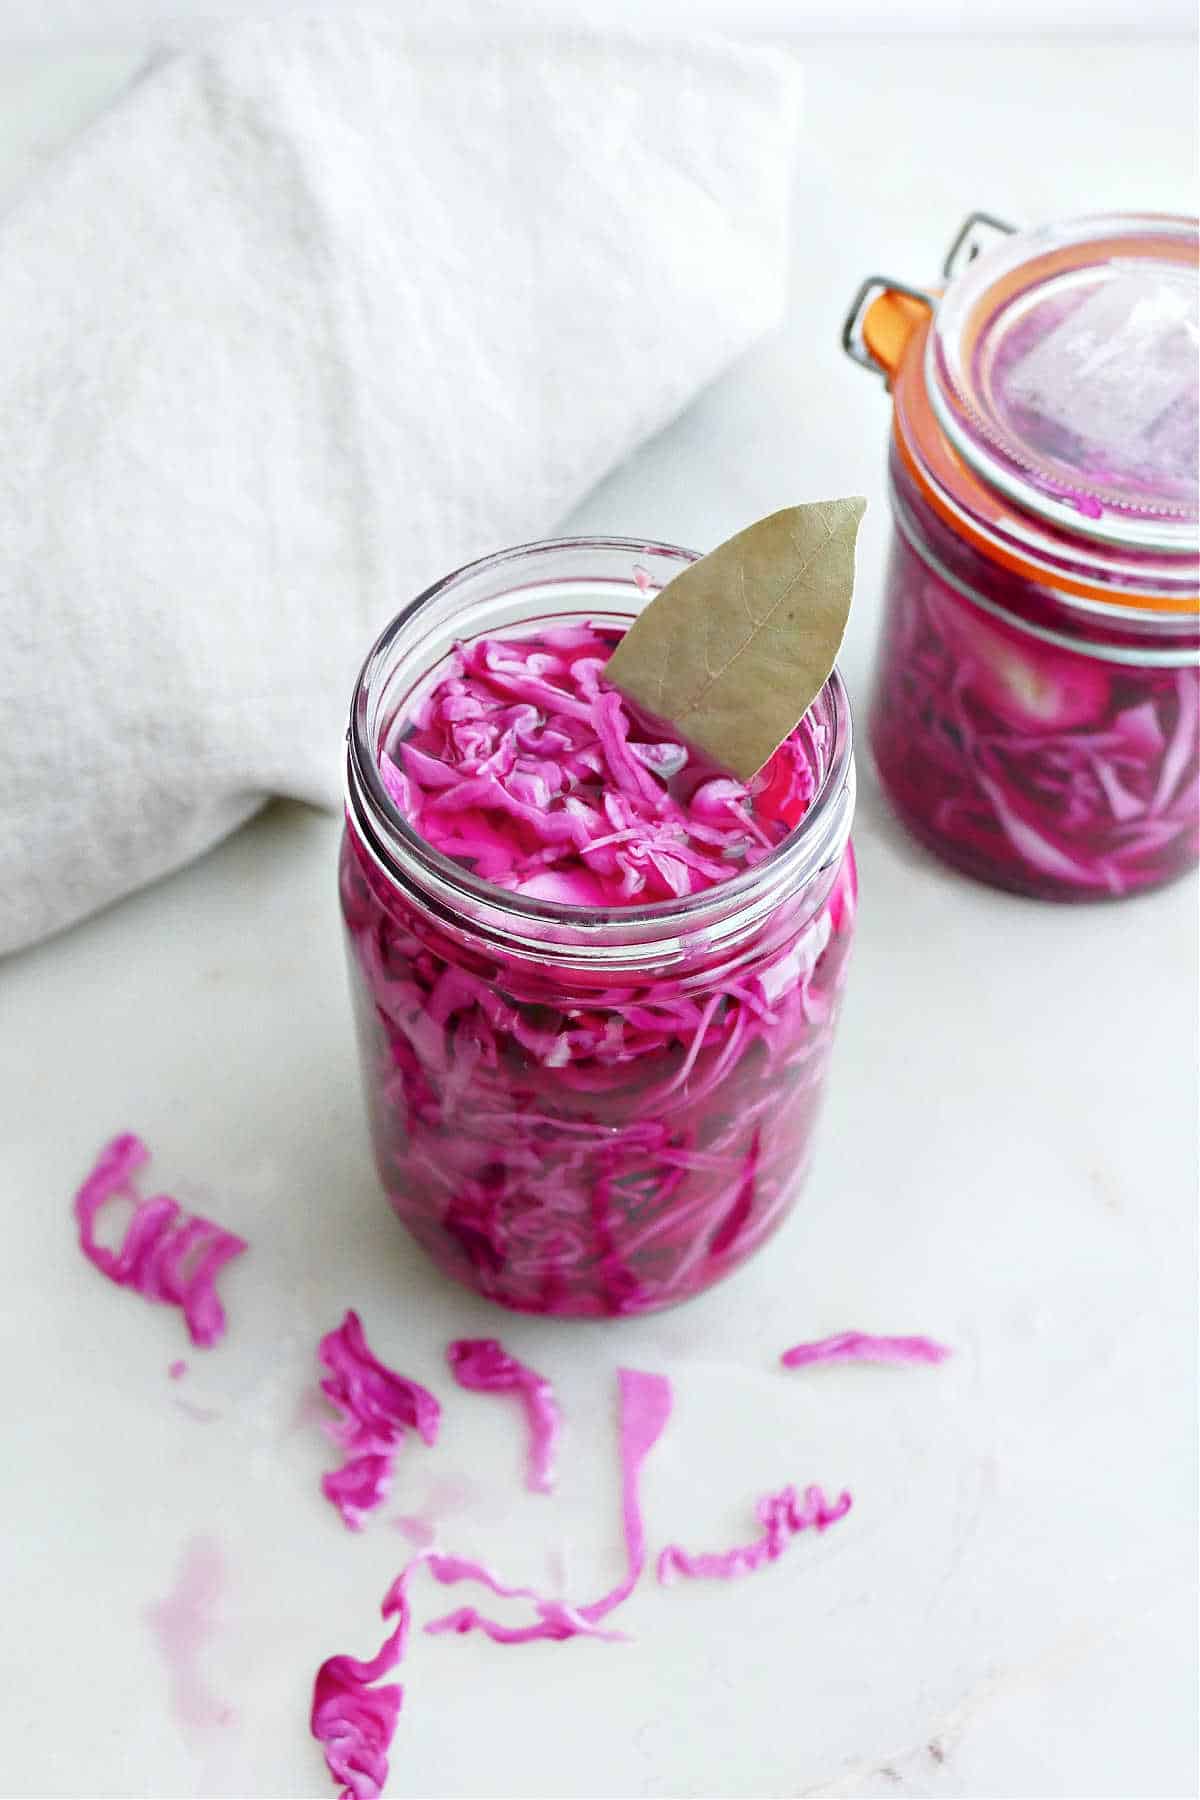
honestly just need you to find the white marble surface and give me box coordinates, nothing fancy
[1,31,1197,1800]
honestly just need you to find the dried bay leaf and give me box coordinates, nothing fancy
[605,499,866,780]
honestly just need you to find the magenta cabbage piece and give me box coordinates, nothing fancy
[422,1551,624,1646]
[871,531,1199,900]
[780,1331,951,1370]
[312,1530,630,1800]
[341,625,857,1317]
[447,1338,561,1493]
[73,1133,247,1348]
[312,1539,623,1800]
[321,1454,396,1532]
[423,1367,672,1645]
[311,1566,416,1800]
[318,1311,440,1531]
[657,1481,852,1583]
[585,1368,673,1620]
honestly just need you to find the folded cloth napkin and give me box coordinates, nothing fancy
[0,12,800,954]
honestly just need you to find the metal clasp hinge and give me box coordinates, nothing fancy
[941,210,1017,279]
[841,276,937,387]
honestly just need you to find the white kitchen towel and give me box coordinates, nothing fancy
[0,12,800,954]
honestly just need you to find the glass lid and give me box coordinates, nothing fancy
[926,214,1198,553]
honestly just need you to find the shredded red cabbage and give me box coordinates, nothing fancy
[341,625,856,1316]
[318,1311,440,1531]
[871,531,1199,899]
[780,1331,951,1369]
[446,1338,561,1493]
[657,1482,852,1583]
[585,1368,673,1619]
[387,630,813,906]
[423,1367,672,1644]
[311,1565,415,1800]
[421,1550,624,1646]
[321,1455,396,1533]
[312,1539,620,1800]
[311,1369,861,1796]
[73,1134,246,1348]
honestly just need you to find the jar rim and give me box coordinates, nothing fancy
[889,468,1200,669]
[344,534,855,960]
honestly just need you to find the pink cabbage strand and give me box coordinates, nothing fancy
[311,1564,418,1800]
[313,1537,630,1800]
[322,1456,396,1534]
[421,1551,624,1647]
[73,1133,247,1348]
[446,1338,561,1494]
[318,1311,441,1531]
[582,1368,674,1621]
[423,1366,673,1644]
[780,1331,951,1370]
[657,1482,852,1583]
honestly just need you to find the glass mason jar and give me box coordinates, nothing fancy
[339,537,858,1318]
[844,212,1199,901]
